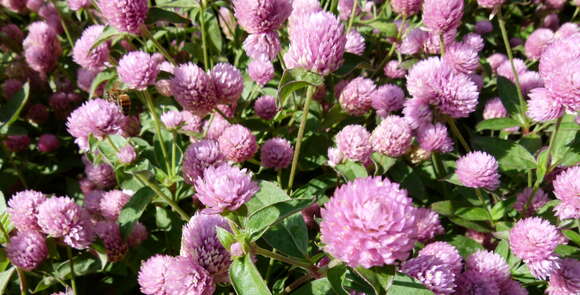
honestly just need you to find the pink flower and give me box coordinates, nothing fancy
[37,197,95,249]
[417,123,454,153]
[160,110,183,129]
[73,25,110,70]
[327,147,344,167]
[422,0,464,33]
[6,231,47,271]
[414,208,444,243]
[336,125,372,163]
[99,190,132,220]
[320,177,417,268]
[204,114,232,140]
[455,270,500,295]
[553,166,580,220]
[401,255,457,294]
[166,257,215,295]
[127,222,148,247]
[260,137,294,169]
[84,161,116,190]
[546,258,580,295]
[117,144,137,164]
[462,33,485,52]
[67,0,89,10]
[170,63,218,116]
[233,0,291,34]
[497,58,527,82]
[210,63,244,105]
[37,134,60,153]
[98,0,148,34]
[138,255,174,295]
[383,60,407,79]
[400,28,428,55]
[499,280,528,295]
[525,28,554,60]
[483,98,508,119]
[94,221,128,262]
[182,139,224,185]
[118,51,163,90]
[76,68,103,95]
[456,151,500,190]
[477,0,505,9]
[345,30,365,55]
[390,0,422,16]
[487,53,508,73]
[403,98,433,129]
[7,190,46,232]
[513,188,549,215]
[2,79,23,101]
[443,42,479,75]
[542,14,560,31]
[419,242,463,276]
[372,84,405,117]
[526,88,564,122]
[218,124,258,163]
[337,0,359,20]
[371,115,413,157]
[4,135,30,152]
[475,20,493,34]
[519,71,544,95]
[466,250,510,284]
[66,99,125,150]
[23,21,61,76]
[248,58,274,86]
[254,96,278,120]
[243,31,281,60]
[339,77,376,116]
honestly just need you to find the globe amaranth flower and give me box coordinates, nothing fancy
[218,124,258,163]
[475,20,493,35]
[7,231,48,271]
[553,23,579,40]
[466,250,510,284]
[195,163,259,214]
[118,51,163,90]
[390,0,422,16]
[401,255,457,294]
[242,31,281,60]
[419,242,463,276]
[4,135,30,152]
[84,161,116,189]
[2,79,23,101]
[477,0,505,8]
[248,58,274,86]
[339,77,376,116]
[335,125,372,163]
[99,190,132,220]
[37,134,59,153]
[483,98,508,119]
[233,0,291,34]
[525,28,554,60]
[94,221,128,262]
[289,0,322,29]
[76,68,103,95]
[455,270,501,295]
[384,60,407,79]
[499,280,528,295]
[371,115,413,157]
[182,139,224,185]
[23,21,61,75]
[372,84,405,118]
[254,96,278,120]
[513,187,549,215]
[406,57,442,100]
[1,0,27,12]
[204,113,232,140]
[37,197,95,249]
[423,29,458,55]
[83,190,104,216]
[285,11,346,76]
[552,166,580,220]
[519,71,544,95]
[117,144,137,164]
[327,147,344,167]
[417,123,454,153]
[66,98,125,150]
[320,176,418,268]
[497,58,527,82]
[461,34,484,53]
[72,25,110,70]
[487,53,508,73]
[399,28,428,56]
[98,0,148,34]
[414,208,444,243]
[7,190,47,232]
[260,137,294,169]
[39,3,62,34]
[166,256,215,295]
[345,30,365,56]
[443,42,480,75]
[210,63,243,105]
[138,255,175,295]
[510,217,565,279]
[181,213,231,282]
[546,258,580,295]
[542,13,559,31]
[526,88,564,122]
[67,0,89,10]
[456,151,500,190]
[403,97,433,129]
[432,66,480,118]
[422,0,463,33]
[170,63,218,116]
[127,222,148,247]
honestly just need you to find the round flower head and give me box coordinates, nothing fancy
[248,58,274,86]
[83,190,104,215]
[218,124,258,163]
[6,231,48,271]
[94,221,128,261]
[166,256,215,295]
[73,25,110,70]
[422,0,464,33]
[76,68,103,95]
[161,110,183,129]
[37,134,60,153]
[118,51,163,90]
[99,190,132,220]
[390,0,422,16]
[483,98,508,119]
[260,137,294,169]
[23,21,61,75]
[455,270,500,295]
[155,79,172,96]
[67,0,89,10]
[181,213,231,282]
[335,125,372,163]
[371,115,413,157]
[254,96,278,120]
[8,190,47,232]
[417,123,454,153]
[414,208,444,243]
[419,242,463,276]
[514,188,549,215]
[285,11,346,76]
[497,58,527,82]
[384,60,407,79]
[138,255,174,295]
[117,144,137,164]
[2,79,23,101]
[372,84,405,117]
[407,57,443,101]
[546,258,580,295]
[500,280,528,295]
[345,30,365,55]
[170,63,218,116]
[466,250,510,284]
[487,53,508,73]
[519,71,544,95]
[553,166,580,220]
[423,29,457,55]
[401,255,457,294]
[339,77,376,116]
[432,66,480,118]
[181,111,203,133]
[456,151,500,190]
[195,163,259,214]
[4,135,29,152]
[510,217,565,279]
[554,23,579,40]
[182,139,224,185]
[526,88,564,122]
[98,0,148,34]
[320,176,418,268]
[475,20,493,34]
[403,98,433,129]
[327,147,344,167]
[210,63,243,105]
[477,0,505,8]
[242,31,281,60]
[443,42,480,75]
[127,222,148,247]
[66,99,124,150]
[38,197,94,249]
[205,114,232,140]
[233,0,291,34]
[26,103,49,124]
[525,29,554,60]
[399,28,428,55]
[542,13,559,31]
[462,33,485,52]
[84,162,116,190]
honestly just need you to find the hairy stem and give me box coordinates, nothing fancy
[283,274,313,294]
[16,268,27,295]
[254,246,313,270]
[438,33,446,56]
[346,0,358,33]
[66,248,77,295]
[141,26,176,65]
[135,173,189,221]
[447,118,471,152]
[199,0,210,70]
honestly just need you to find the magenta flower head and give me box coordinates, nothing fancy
[7,231,47,271]
[83,190,104,215]
[98,0,148,34]
[138,255,174,295]
[73,25,110,70]
[99,190,132,220]
[384,60,407,79]
[339,77,377,116]
[66,99,124,151]
[170,63,218,116]
[160,110,183,130]
[320,176,418,268]
[466,250,510,284]
[546,258,580,295]
[475,20,493,34]
[210,63,243,105]
[455,270,500,295]
[526,88,564,122]
[514,187,549,215]
[167,257,215,295]
[510,217,565,279]
[118,51,163,90]
[371,115,413,157]
[542,13,559,31]
[2,79,23,101]
[401,255,457,294]
[127,222,148,247]
[390,0,422,16]
[181,213,231,282]
[248,58,274,86]
[422,0,464,33]
[26,104,49,124]
[243,31,281,60]
[84,162,116,190]
[233,0,291,34]
[487,53,508,73]
[1,0,26,12]
[419,242,463,275]
[525,28,554,60]
[38,134,60,153]
[500,280,528,295]
[182,139,224,185]
[4,135,30,152]
[260,137,294,169]
[335,125,372,163]
[443,42,480,75]
[372,84,405,117]
[285,11,346,76]
[477,0,505,8]
[23,21,61,76]
[403,98,433,130]
[117,144,137,164]
[7,190,47,232]
[456,151,500,190]
[345,30,365,56]
[195,163,259,214]
[67,0,89,10]
[218,124,258,163]
[414,208,444,243]
[483,97,508,119]
[417,123,454,153]
[254,96,278,120]
[94,221,128,262]
[553,166,580,220]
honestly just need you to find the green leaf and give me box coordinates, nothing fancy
[555,245,580,259]
[146,7,190,24]
[497,77,522,119]
[363,19,397,37]
[96,134,128,164]
[327,265,349,295]
[216,227,235,250]
[389,273,434,295]
[230,255,272,295]
[447,235,484,257]
[551,115,578,166]
[263,213,309,259]
[431,201,454,216]
[277,69,324,106]
[472,136,536,171]
[448,216,493,233]
[335,53,370,77]
[455,207,491,221]
[157,0,199,8]
[371,153,397,175]
[476,118,520,132]
[563,230,580,247]
[0,82,30,131]
[335,160,368,181]
[353,265,395,295]
[243,181,290,216]
[0,267,15,294]
[293,278,334,295]
[119,187,155,238]
[90,70,116,99]
[246,197,314,240]
[207,14,223,54]
[491,200,509,221]
[91,26,123,51]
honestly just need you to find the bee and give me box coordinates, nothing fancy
[105,86,132,115]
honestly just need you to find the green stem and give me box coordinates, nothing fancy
[140,91,171,173]
[447,118,471,152]
[171,131,177,175]
[431,153,449,197]
[438,33,446,56]
[475,189,496,228]
[283,274,313,294]
[106,136,120,153]
[199,0,210,70]
[372,15,406,78]
[346,0,358,33]
[141,26,176,65]
[66,248,77,295]
[135,173,189,221]
[254,246,313,270]
[573,6,579,20]
[16,268,27,295]
[287,86,316,193]
[277,170,283,189]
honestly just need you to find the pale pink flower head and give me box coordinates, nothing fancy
[337,0,360,20]
[519,71,544,95]
[401,255,457,294]
[390,0,422,16]
[339,77,376,116]
[170,63,218,116]
[487,53,508,73]
[513,187,549,215]
[158,110,185,131]
[327,147,344,167]
[117,144,137,164]
[94,221,128,261]
[84,162,116,190]
[285,11,346,76]
[414,208,445,243]
[182,139,224,185]
[23,21,61,76]
[497,58,527,82]
[553,166,580,220]
[345,30,365,56]
[466,250,510,284]
[320,176,418,268]
[417,123,454,153]
[335,125,372,163]
[546,258,580,295]
[72,25,110,70]
[248,58,274,86]
[218,124,257,163]
[477,0,505,9]
[554,23,579,40]
[510,217,565,279]
[98,0,148,34]
[372,84,405,117]
[138,255,174,295]
[407,57,443,101]
[243,31,281,60]
[38,134,60,153]
[483,97,508,120]
[254,96,278,120]
[419,242,463,275]
[233,0,292,33]
[166,256,215,295]
[471,74,484,91]
[37,196,82,237]
[422,0,464,33]
[194,163,259,214]
[384,60,407,79]
[399,28,428,55]
[434,67,480,118]
[403,97,433,129]
[99,190,132,220]
[443,42,480,74]
[371,115,413,157]
[462,33,485,52]
[204,114,232,140]
[210,63,243,105]
[456,151,500,190]
[423,29,458,55]
[455,270,500,295]
[6,231,48,271]
[260,137,294,169]
[525,28,555,60]
[288,0,322,29]
[67,0,89,10]
[66,99,125,150]
[118,51,163,90]
[7,190,47,232]
[475,20,493,35]
[526,88,564,122]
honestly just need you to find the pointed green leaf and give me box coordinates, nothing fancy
[230,255,272,295]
